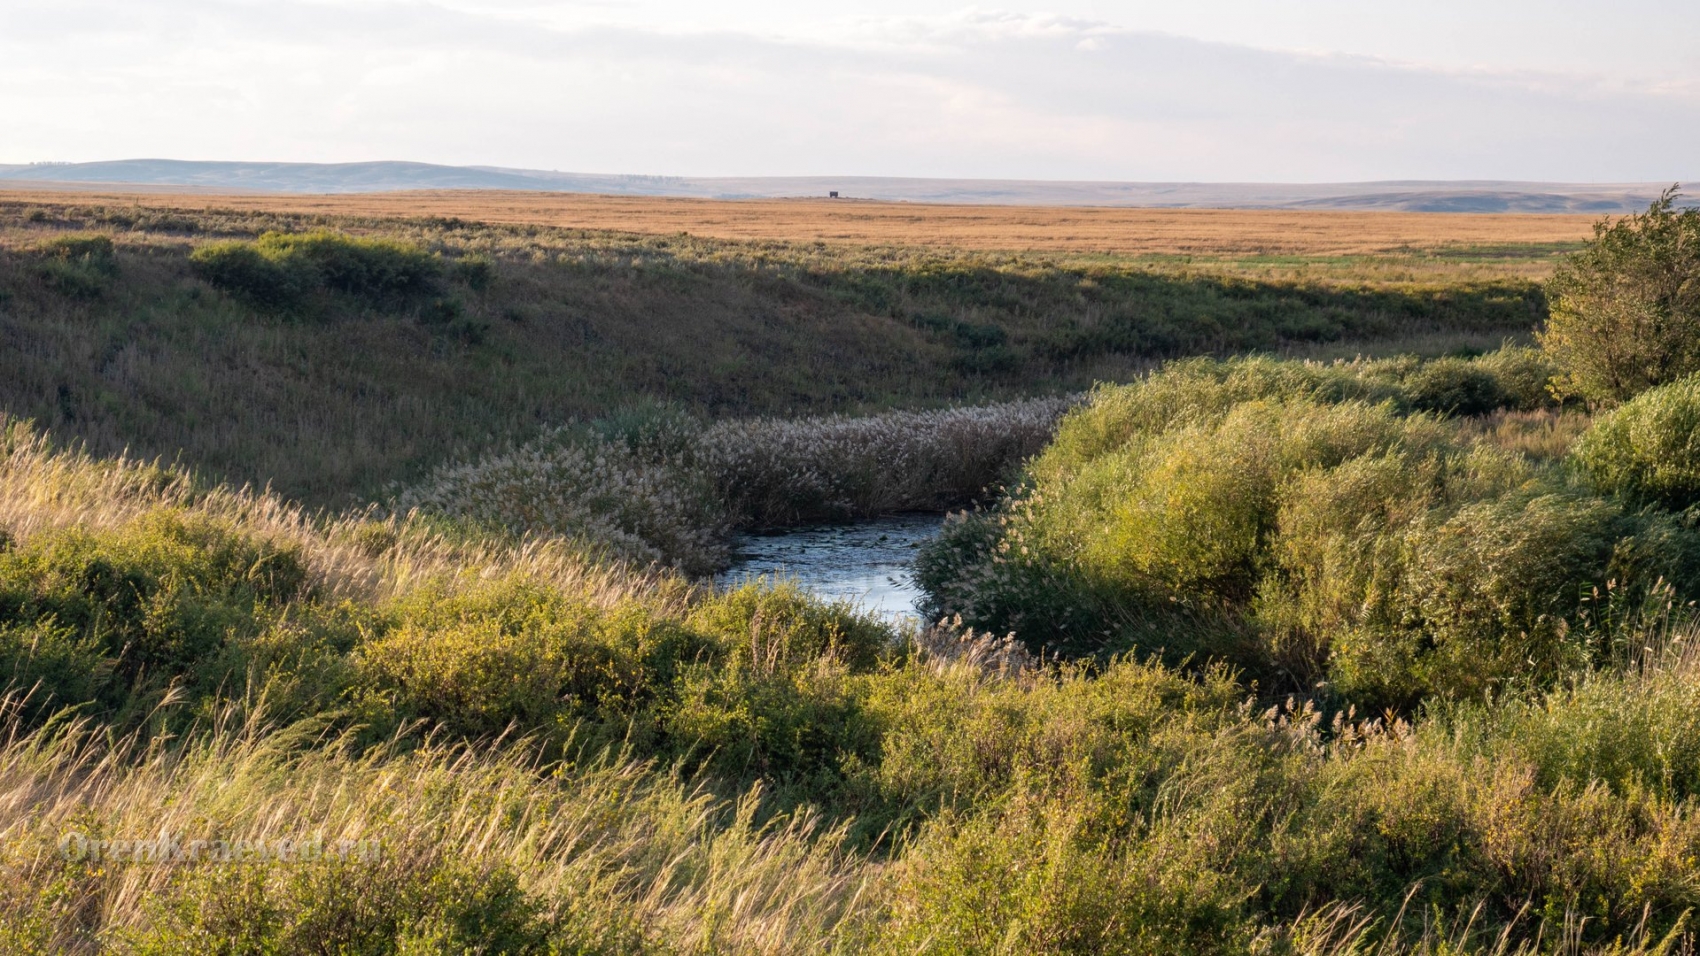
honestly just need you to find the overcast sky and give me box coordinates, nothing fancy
[5,0,1698,181]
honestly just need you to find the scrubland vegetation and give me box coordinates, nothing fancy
[4,192,1700,952]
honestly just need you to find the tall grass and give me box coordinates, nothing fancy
[0,708,868,954]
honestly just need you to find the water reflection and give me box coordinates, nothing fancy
[715,514,942,621]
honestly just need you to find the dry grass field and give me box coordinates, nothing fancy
[0,187,1598,257]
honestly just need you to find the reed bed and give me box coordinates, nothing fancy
[397,396,1076,575]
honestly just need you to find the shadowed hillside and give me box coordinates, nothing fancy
[0,196,1551,502]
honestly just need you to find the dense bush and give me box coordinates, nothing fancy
[351,574,891,784]
[1575,372,1700,509]
[34,233,118,299]
[1540,188,1700,405]
[190,230,443,312]
[1472,343,1560,410]
[256,230,440,302]
[131,855,550,955]
[919,357,1698,706]
[187,241,304,308]
[0,511,311,718]
[1401,355,1507,415]
[452,253,495,291]
[354,578,688,743]
[1322,490,1683,705]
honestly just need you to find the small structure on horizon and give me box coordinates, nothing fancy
[828,191,839,199]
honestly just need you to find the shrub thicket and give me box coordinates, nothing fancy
[189,230,444,312]
[0,511,312,722]
[1540,188,1700,405]
[33,234,118,299]
[1472,343,1560,410]
[918,355,1693,707]
[1575,371,1700,509]
[1401,355,1507,415]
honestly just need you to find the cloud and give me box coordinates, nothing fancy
[2,1,1696,180]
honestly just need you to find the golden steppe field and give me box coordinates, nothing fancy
[0,187,1599,259]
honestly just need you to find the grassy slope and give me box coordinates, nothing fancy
[0,196,1556,502]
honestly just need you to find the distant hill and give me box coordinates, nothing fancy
[0,159,1686,212]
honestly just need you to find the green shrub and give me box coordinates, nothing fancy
[0,621,107,722]
[872,797,1257,955]
[131,853,552,955]
[1471,663,1700,800]
[453,253,496,292]
[1575,373,1700,509]
[1539,189,1700,405]
[352,576,898,770]
[37,234,116,266]
[923,370,1446,663]
[189,241,304,308]
[923,357,1700,705]
[0,511,310,713]
[687,581,892,674]
[1257,448,1447,683]
[1329,491,1622,705]
[256,231,440,303]
[1030,358,1400,474]
[34,234,118,299]
[1473,343,1560,410]
[648,584,890,786]
[190,230,441,312]
[914,507,1107,648]
[665,650,877,787]
[356,578,706,744]
[1403,355,1507,416]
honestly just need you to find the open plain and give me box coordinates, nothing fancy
[0,187,1599,257]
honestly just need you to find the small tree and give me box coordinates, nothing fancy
[1539,187,1700,405]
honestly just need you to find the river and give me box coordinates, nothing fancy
[714,514,943,622]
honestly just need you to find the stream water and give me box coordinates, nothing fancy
[714,514,943,622]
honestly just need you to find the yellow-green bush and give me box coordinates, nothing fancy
[921,357,1700,707]
[1402,355,1507,415]
[354,578,700,744]
[129,855,551,955]
[1575,372,1700,509]
[1540,189,1700,405]
[33,233,118,299]
[190,230,443,312]
[0,511,310,716]
[1473,343,1560,410]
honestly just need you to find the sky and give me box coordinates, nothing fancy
[4,0,1698,182]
